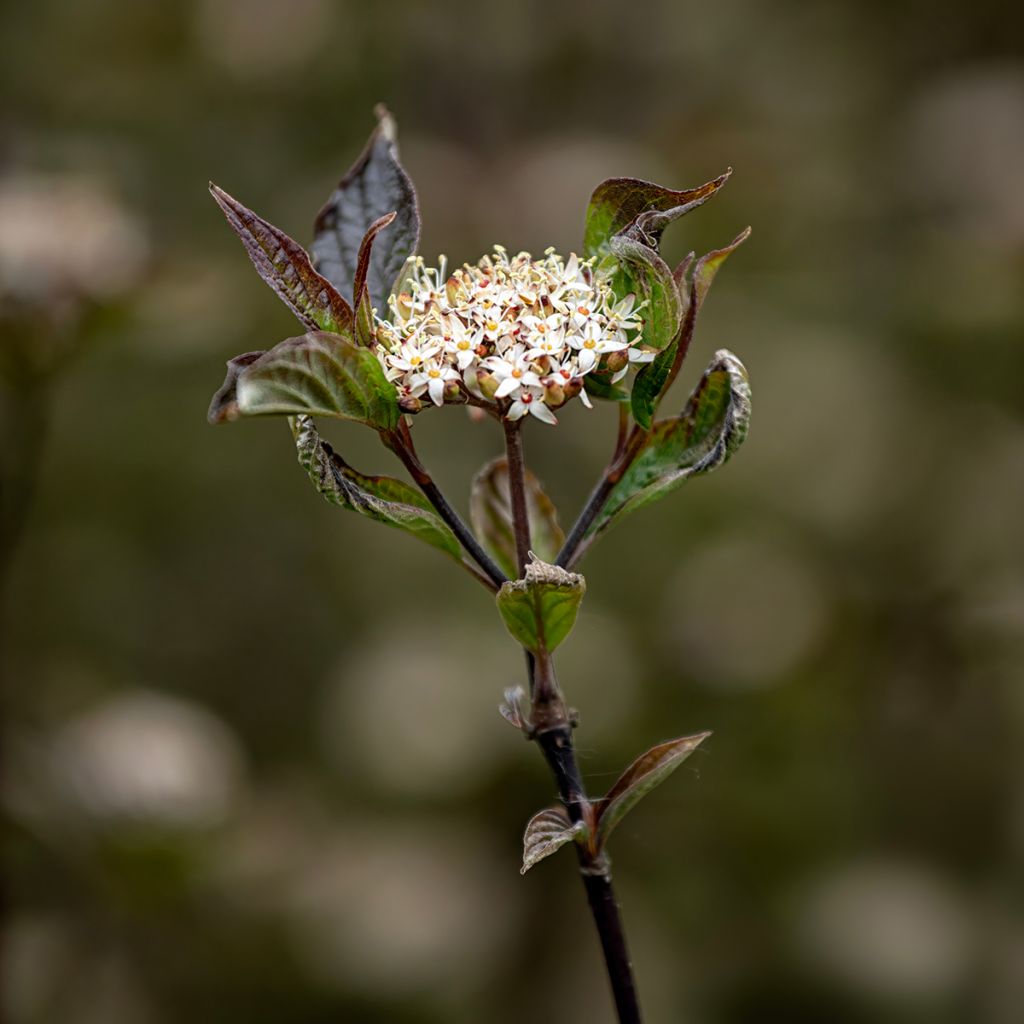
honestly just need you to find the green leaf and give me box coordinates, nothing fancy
[609,229,683,430]
[630,227,750,429]
[581,368,629,403]
[630,339,677,431]
[610,234,681,354]
[229,331,399,430]
[583,171,731,259]
[470,457,564,579]
[312,106,421,314]
[496,555,585,656]
[209,184,353,335]
[590,350,751,537]
[290,415,461,561]
[594,732,710,851]
[520,806,588,875]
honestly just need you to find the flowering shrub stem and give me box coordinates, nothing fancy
[531,659,642,1023]
[556,425,648,570]
[502,419,532,576]
[383,428,508,590]
[205,111,751,1024]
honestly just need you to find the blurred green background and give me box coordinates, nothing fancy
[2,1,1022,1022]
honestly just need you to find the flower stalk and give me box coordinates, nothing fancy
[382,427,508,590]
[502,419,532,577]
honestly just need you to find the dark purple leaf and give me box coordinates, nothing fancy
[209,185,352,335]
[594,732,711,849]
[312,106,420,314]
[583,171,731,258]
[353,212,397,346]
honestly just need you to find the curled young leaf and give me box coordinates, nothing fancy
[590,350,751,537]
[207,351,265,424]
[312,106,421,315]
[521,806,588,875]
[470,457,564,579]
[609,233,682,355]
[630,227,750,429]
[499,685,530,732]
[230,331,399,430]
[291,415,461,561]
[583,171,731,259]
[608,228,683,430]
[209,184,353,335]
[594,732,710,850]
[496,555,586,656]
[353,212,398,346]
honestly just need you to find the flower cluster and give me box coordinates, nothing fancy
[374,247,653,424]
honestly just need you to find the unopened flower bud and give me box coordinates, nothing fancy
[562,376,583,401]
[398,394,422,414]
[478,371,499,400]
[542,378,566,408]
[446,275,466,305]
[604,349,629,374]
[394,291,414,320]
[444,380,467,403]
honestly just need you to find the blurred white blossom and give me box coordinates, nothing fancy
[0,174,148,304]
[50,689,245,828]
[794,860,976,999]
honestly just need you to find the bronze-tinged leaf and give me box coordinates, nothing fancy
[691,226,752,310]
[290,415,461,561]
[312,106,421,315]
[353,212,397,346]
[583,171,731,259]
[207,351,265,424]
[630,227,750,429]
[520,806,588,875]
[594,732,711,850]
[470,457,564,579]
[496,555,586,656]
[209,184,353,335]
[590,350,751,537]
[233,331,399,430]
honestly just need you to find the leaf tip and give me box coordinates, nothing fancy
[207,350,265,425]
[373,103,397,142]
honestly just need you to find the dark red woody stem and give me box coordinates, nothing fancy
[383,427,507,589]
[530,658,643,1024]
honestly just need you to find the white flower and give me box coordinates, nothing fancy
[409,358,460,406]
[483,344,542,399]
[507,386,557,425]
[603,293,644,345]
[383,337,441,377]
[569,321,628,374]
[441,316,478,370]
[521,312,564,345]
[372,245,652,422]
[525,328,567,361]
[567,297,599,329]
[628,345,656,364]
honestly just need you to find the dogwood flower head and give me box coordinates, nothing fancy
[374,246,651,425]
